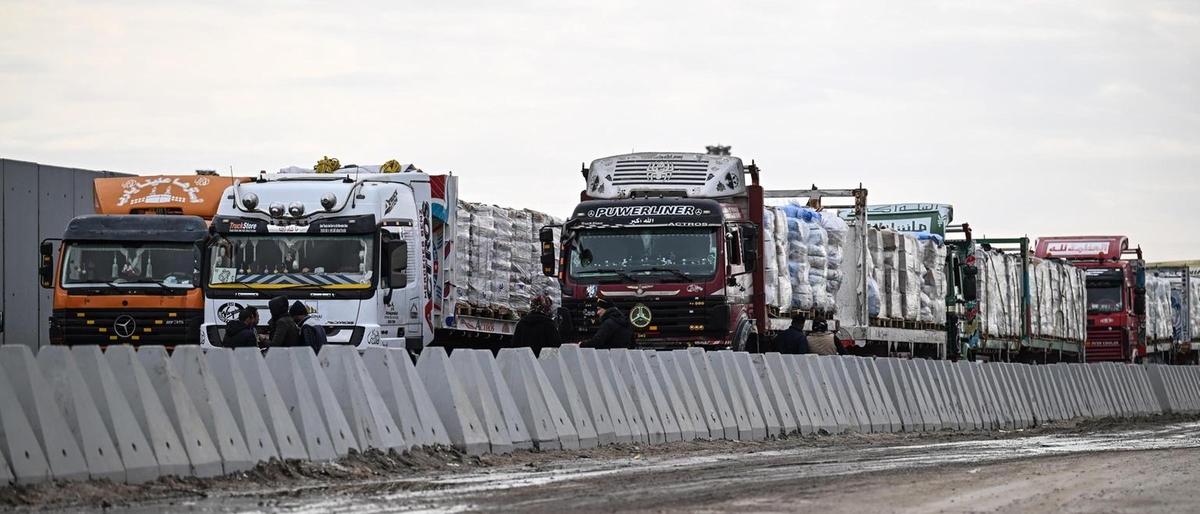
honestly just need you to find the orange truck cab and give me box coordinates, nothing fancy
[40,175,236,347]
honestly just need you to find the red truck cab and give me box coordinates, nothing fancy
[1034,236,1152,362]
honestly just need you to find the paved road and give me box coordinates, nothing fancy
[95,420,1200,513]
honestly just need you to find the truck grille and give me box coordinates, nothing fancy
[1085,328,1125,362]
[562,296,727,341]
[611,160,711,186]
[53,308,202,347]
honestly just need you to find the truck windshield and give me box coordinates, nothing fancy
[1086,283,1123,313]
[568,227,717,282]
[61,242,196,288]
[208,234,375,290]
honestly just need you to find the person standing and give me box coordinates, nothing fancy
[775,314,810,354]
[222,306,264,348]
[291,300,328,351]
[512,294,562,357]
[582,298,634,349]
[269,296,301,347]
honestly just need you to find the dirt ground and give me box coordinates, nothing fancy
[3,414,1199,512]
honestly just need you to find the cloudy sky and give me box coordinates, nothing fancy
[2,1,1198,259]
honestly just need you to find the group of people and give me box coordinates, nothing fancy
[221,295,328,349]
[511,296,633,355]
[774,313,847,356]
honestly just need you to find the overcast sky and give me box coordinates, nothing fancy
[2,1,1197,260]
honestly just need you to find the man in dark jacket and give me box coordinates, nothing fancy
[513,294,561,356]
[269,296,301,347]
[582,298,634,349]
[774,314,810,354]
[291,300,327,351]
[222,306,262,348]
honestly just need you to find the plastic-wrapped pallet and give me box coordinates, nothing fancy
[762,208,780,310]
[916,235,947,324]
[880,229,902,320]
[1147,276,1173,341]
[773,207,792,310]
[450,202,473,306]
[783,208,814,311]
[975,248,1023,339]
[468,204,497,309]
[528,211,563,308]
[896,233,923,321]
[508,209,535,312]
[802,210,832,312]
[822,215,850,303]
[490,208,514,311]
[1192,278,1200,341]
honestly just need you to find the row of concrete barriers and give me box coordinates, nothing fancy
[1,344,1198,485]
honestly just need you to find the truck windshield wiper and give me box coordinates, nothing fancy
[128,279,179,293]
[629,267,694,282]
[576,269,638,283]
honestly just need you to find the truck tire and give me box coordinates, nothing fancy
[731,319,754,353]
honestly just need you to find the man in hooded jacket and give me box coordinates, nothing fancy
[582,297,634,349]
[221,306,263,348]
[268,295,301,347]
[512,294,561,356]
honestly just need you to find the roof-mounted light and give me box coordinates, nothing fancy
[242,193,259,210]
[269,202,285,217]
[289,201,305,217]
[320,192,337,211]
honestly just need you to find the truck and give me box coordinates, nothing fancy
[1034,236,1169,363]
[543,151,974,356]
[39,174,235,346]
[970,238,1087,362]
[200,164,556,351]
[1145,261,1200,364]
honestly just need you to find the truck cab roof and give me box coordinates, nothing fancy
[1035,236,1132,260]
[63,214,208,243]
[584,152,746,200]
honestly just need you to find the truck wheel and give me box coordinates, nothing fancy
[732,319,753,353]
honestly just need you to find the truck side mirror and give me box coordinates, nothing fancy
[1134,286,1146,316]
[193,239,205,286]
[39,240,54,289]
[385,240,408,289]
[961,264,978,302]
[742,226,759,272]
[539,227,556,276]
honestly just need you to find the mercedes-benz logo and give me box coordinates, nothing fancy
[114,315,137,339]
[629,304,652,329]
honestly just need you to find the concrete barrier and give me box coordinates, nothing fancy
[0,435,11,485]
[917,360,955,430]
[1045,365,1074,419]
[734,352,783,438]
[1001,364,1035,428]
[0,352,51,484]
[1122,364,1150,416]
[205,349,281,465]
[896,359,937,431]
[655,351,713,439]
[875,359,916,432]
[801,355,849,432]
[711,351,762,440]
[526,349,582,450]
[104,346,191,477]
[169,347,255,473]
[1029,366,1058,421]
[1094,364,1124,418]
[267,348,343,458]
[864,359,902,432]
[629,350,686,442]
[1016,364,1048,424]
[319,347,407,452]
[452,350,517,453]
[787,355,840,434]
[826,357,871,433]
[71,347,161,482]
[362,348,432,447]
[0,346,89,481]
[1180,368,1200,413]
[364,348,452,448]
[929,361,965,431]
[594,350,648,444]
[749,354,800,436]
[1132,365,1163,415]
[561,346,623,445]
[290,349,359,457]
[682,349,739,440]
[235,348,311,461]
[36,347,124,482]
[498,348,563,451]
[764,354,818,436]
[841,358,884,433]
[581,348,636,444]
[960,363,997,430]
[945,362,982,431]
[611,350,669,445]
[478,350,537,450]
[646,352,700,441]
[539,348,600,449]
[981,364,1015,429]
[135,347,224,477]
[414,347,489,455]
